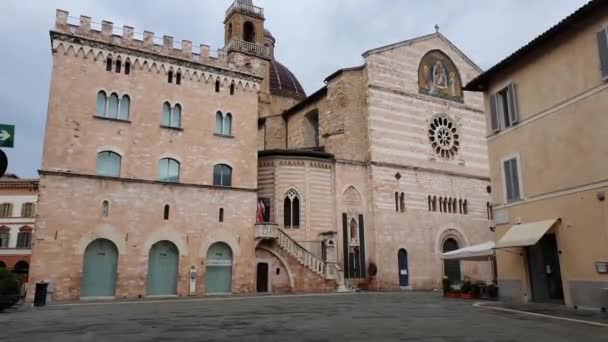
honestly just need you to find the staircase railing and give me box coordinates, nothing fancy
[276,227,326,277]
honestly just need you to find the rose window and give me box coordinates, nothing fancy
[428,114,460,159]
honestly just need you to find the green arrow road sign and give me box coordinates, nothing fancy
[0,124,14,148]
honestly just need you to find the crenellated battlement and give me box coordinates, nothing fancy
[52,9,261,80]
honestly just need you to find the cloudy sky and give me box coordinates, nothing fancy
[0,0,588,178]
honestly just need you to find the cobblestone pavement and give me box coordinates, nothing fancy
[0,292,606,341]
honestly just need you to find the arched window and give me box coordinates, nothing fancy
[159,158,180,182]
[168,70,174,84]
[102,200,109,217]
[350,218,358,243]
[96,151,121,177]
[0,227,9,248]
[173,104,182,128]
[463,200,468,215]
[115,59,122,73]
[162,102,172,127]
[215,111,223,134]
[243,21,255,43]
[176,72,182,85]
[215,79,221,93]
[223,113,232,136]
[164,204,170,220]
[96,91,107,116]
[162,102,181,128]
[228,23,233,39]
[438,197,443,213]
[106,57,112,71]
[283,189,300,228]
[219,208,224,222]
[432,196,437,212]
[108,93,119,119]
[230,83,235,95]
[119,95,130,120]
[213,164,232,186]
[16,227,32,248]
[399,193,405,212]
[124,60,131,75]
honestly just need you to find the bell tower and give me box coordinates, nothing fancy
[224,0,269,60]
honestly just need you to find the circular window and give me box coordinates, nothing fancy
[428,114,460,159]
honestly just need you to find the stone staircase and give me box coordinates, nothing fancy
[255,224,344,287]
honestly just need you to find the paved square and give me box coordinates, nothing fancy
[1,292,605,341]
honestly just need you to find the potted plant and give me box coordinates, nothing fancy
[488,281,499,299]
[0,268,22,311]
[460,277,474,299]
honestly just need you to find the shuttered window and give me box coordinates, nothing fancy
[597,28,608,80]
[490,83,519,133]
[0,203,12,217]
[504,158,522,202]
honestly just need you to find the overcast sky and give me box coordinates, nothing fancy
[0,0,588,178]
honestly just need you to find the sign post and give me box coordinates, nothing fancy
[0,124,14,148]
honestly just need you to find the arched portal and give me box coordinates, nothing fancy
[81,239,118,298]
[398,249,409,287]
[442,238,461,284]
[147,241,179,296]
[205,242,233,294]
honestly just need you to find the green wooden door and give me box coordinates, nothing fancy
[147,241,179,296]
[81,239,118,298]
[205,242,232,294]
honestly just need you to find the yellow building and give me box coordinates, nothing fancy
[465,0,608,309]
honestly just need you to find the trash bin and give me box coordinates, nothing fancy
[34,282,49,307]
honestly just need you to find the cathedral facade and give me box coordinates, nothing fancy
[29,1,493,301]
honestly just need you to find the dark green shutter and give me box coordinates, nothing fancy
[507,83,519,124]
[597,29,608,80]
[489,94,500,132]
[358,214,366,278]
[342,213,349,279]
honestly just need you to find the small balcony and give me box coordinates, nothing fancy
[226,1,264,19]
[255,223,279,240]
[226,39,271,59]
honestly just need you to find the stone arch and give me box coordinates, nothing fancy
[142,231,187,256]
[435,225,468,254]
[76,224,127,255]
[418,49,463,101]
[256,244,295,291]
[343,186,363,208]
[201,230,241,258]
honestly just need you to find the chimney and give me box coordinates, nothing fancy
[123,26,134,42]
[182,40,192,58]
[55,9,69,31]
[101,20,113,36]
[78,15,91,34]
[143,31,154,46]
